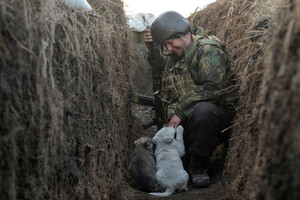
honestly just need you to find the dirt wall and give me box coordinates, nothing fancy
[129,42,153,96]
[192,0,300,199]
[243,0,300,199]
[0,0,133,199]
[1,0,300,199]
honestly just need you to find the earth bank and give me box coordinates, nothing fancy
[0,0,299,200]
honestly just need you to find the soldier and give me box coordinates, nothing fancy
[144,11,238,188]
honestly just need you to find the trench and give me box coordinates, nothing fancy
[1,0,300,200]
[120,40,230,199]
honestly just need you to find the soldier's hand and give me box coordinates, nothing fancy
[144,28,153,50]
[168,115,182,129]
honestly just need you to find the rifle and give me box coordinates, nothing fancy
[131,93,162,130]
[131,42,163,131]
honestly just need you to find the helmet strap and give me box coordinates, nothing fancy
[190,28,194,43]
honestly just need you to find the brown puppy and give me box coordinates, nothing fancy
[129,137,160,192]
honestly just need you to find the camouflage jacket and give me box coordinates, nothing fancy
[147,28,238,122]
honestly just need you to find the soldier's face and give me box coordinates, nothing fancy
[163,34,191,57]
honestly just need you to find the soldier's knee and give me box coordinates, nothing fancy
[189,102,216,123]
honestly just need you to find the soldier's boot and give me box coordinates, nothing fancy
[190,156,211,188]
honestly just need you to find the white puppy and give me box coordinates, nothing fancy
[149,125,189,197]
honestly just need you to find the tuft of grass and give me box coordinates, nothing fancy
[259,0,281,17]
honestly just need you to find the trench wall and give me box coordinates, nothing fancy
[0,0,133,199]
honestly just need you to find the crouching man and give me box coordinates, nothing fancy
[144,11,238,188]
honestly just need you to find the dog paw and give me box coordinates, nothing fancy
[176,125,184,135]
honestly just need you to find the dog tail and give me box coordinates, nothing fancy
[149,188,174,197]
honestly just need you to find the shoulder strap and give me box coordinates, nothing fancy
[185,35,203,66]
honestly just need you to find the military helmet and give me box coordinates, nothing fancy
[151,11,190,44]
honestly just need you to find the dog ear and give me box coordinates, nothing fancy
[144,140,152,148]
[152,136,158,144]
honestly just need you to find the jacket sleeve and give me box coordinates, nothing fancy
[174,44,228,120]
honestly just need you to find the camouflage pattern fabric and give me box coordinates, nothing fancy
[160,34,238,122]
[191,25,205,37]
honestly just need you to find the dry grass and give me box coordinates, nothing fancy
[0,0,134,199]
[1,0,299,199]
[191,0,300,199]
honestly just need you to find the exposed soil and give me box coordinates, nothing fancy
[0,0,299,200]
[0,0,132,199]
